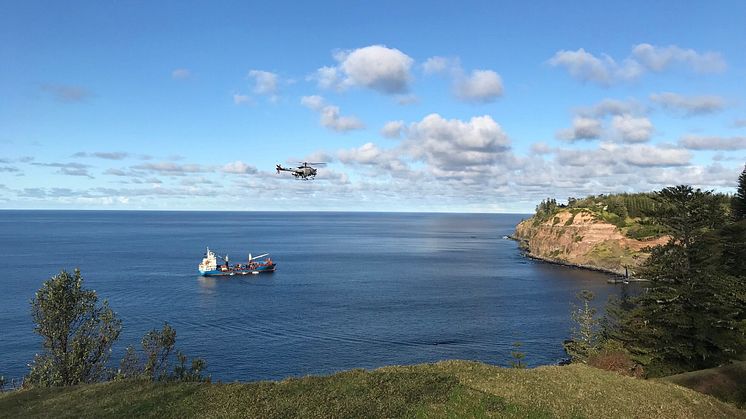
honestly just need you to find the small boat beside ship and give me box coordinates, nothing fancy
[198,247,276,276]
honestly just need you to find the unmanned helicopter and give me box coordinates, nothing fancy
[275,162,326,180]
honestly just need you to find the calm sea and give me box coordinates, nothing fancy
[0,211,628,383]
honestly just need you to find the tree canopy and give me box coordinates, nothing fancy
[26,269,122,387]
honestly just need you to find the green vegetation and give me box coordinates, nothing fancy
[603,185,746,377]
[2,361,743,418]
[563,291,598,364]
[26,269,122,387]
[532,190,733,241]
[23,269,207,389]
[733,165,746,221]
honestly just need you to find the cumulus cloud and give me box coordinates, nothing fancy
[557,117,603,141]
[622,144,691,167]
[454,70,503,103]
[576,98,646,118]
[73,151,130,160]
[650,92,726,116]
[233,93,252,105]
[422,56,503,103]
[300,95,364,132]
[312,45,414,94]
[547,48,640,86]
[248,70,279,95]
[132,162,212,175]
[679,135,746,150]
[32,162,94,178]
[530,142,554,155]
[632,44,726,73]
[171,68,191,80]
[381,121,405,138]
[221,161,258,174]
[337,142,409,174]
[422,56,452,74]
[549,44,726,86]
[41,84,92,103]
[404,113,510,171]
[611,115,653,143]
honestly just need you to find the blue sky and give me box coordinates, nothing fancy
[1,0,745,212]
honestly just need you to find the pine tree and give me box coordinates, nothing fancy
[733,164,746,221]
[604,185,746,377]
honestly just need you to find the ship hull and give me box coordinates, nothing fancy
[199,264,276,277]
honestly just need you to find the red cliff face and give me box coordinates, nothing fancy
[514,210,668,275]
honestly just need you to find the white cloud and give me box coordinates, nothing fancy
[405,113,510,171]
[622,144,691,167]
[300,95,325,111]
[547,48,640,86]
[221,161,258,174]
[233,93,252,105]
[632,44,726,73]
[557,117,603,141]
[454,70,504,103]
[300,95,364,133]
[248,70,279,95]
[381,121,405,139]
[576,98,646,118]
[530,142,554,155]
[679,135,746,150]
[650,92,726,116]
[549,44,726,86]
[422,56,503,104]
[171,68,191,80]
[422,56,452,74]
[313,45,414,94]
[611,115,653,143]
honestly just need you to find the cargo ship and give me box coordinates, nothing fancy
[198,247,276,276]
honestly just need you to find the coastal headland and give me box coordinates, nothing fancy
[511,196,669,277]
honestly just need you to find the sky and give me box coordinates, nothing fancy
[1,1,745,212]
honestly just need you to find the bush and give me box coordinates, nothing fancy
[116,323,209,382]
[587,341,644,378]
[26,269,121,387]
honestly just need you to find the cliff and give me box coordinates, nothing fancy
[513,209,668,276]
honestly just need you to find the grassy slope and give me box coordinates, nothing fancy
[2,361,743,418]
[662,360,746,408]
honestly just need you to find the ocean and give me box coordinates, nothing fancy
[0,211,629,383]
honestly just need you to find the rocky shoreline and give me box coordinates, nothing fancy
[508,235,633,278]
[508,210,666,280]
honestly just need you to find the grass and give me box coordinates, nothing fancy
[662,360,746,408]
[2,360,744,418]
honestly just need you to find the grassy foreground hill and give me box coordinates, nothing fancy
[1,361,743,418]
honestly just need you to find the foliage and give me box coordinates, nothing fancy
[733,164,746,221]
[509,342,526,369]
[563,290,600,363]
[116,323,208,382]
[26,269,122,387]
[586,340,643,378]
[604,185,746,377]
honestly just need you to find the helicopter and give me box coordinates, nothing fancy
[275,162,326,180]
